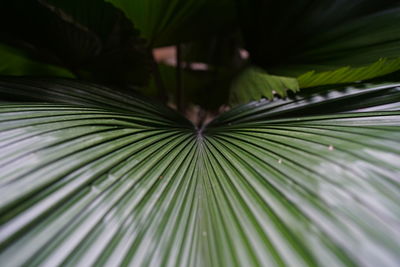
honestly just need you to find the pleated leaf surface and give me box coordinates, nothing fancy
[0,78,400,266]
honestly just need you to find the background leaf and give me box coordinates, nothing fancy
[230,67,299,104]
[0,44,74,78]
[0,0,149,86]
[106,0,237,47]
[295,58,400,88]
[237,0,400,88]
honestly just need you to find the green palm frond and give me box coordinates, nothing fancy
[1,79,400,266]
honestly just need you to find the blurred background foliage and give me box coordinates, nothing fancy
[1,0,400,111]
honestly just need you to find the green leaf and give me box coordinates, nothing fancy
[1,78,400,266]
[0,44,74,78]
[238,1,400,89]
[295,58,400,88]
[230,67,299,104]
[106,0,237,47]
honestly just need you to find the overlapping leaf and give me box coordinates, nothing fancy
[0,79,400,266]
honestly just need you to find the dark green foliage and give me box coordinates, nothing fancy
[106,0,237,47]
[0,0,149,86]
[235,1,400,95]
[1,1,400,266]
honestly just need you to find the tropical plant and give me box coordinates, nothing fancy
[0,1,400,266]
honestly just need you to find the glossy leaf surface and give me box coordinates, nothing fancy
[0,79,400,266]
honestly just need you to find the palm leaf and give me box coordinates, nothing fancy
[0,78,400,266]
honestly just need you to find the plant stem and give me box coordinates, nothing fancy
[176,44,184,113]
[148,49,168,104]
